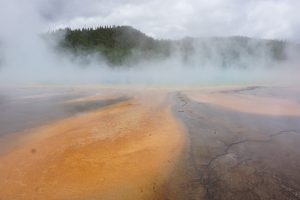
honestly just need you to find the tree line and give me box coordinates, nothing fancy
[49,26,297,67]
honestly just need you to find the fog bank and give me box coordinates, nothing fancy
[0,0,299,86]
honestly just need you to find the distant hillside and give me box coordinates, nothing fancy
[51,26,171,66]
[50,26,300,67]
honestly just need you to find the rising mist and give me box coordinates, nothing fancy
[0,0,299,86]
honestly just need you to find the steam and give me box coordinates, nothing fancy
[0,0,299,86]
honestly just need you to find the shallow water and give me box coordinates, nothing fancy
[0,87,128,137]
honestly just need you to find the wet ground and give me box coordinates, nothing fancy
[0,86,130,155]
[173,88,300,200]
[0,86,129,137]
[0,87,184,200]
[0,85,300,200]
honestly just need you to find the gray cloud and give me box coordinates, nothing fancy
[30,0,299,41]
[1,0,299,41]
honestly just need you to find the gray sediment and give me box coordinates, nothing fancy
[170,91,300,200]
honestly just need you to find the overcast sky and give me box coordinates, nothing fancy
[1,0,300,41]
[0,0,299,84]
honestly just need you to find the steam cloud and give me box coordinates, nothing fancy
[0,0,299,85]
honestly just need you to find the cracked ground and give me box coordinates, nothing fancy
[0,85,300,200]
[174,86,300,200]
